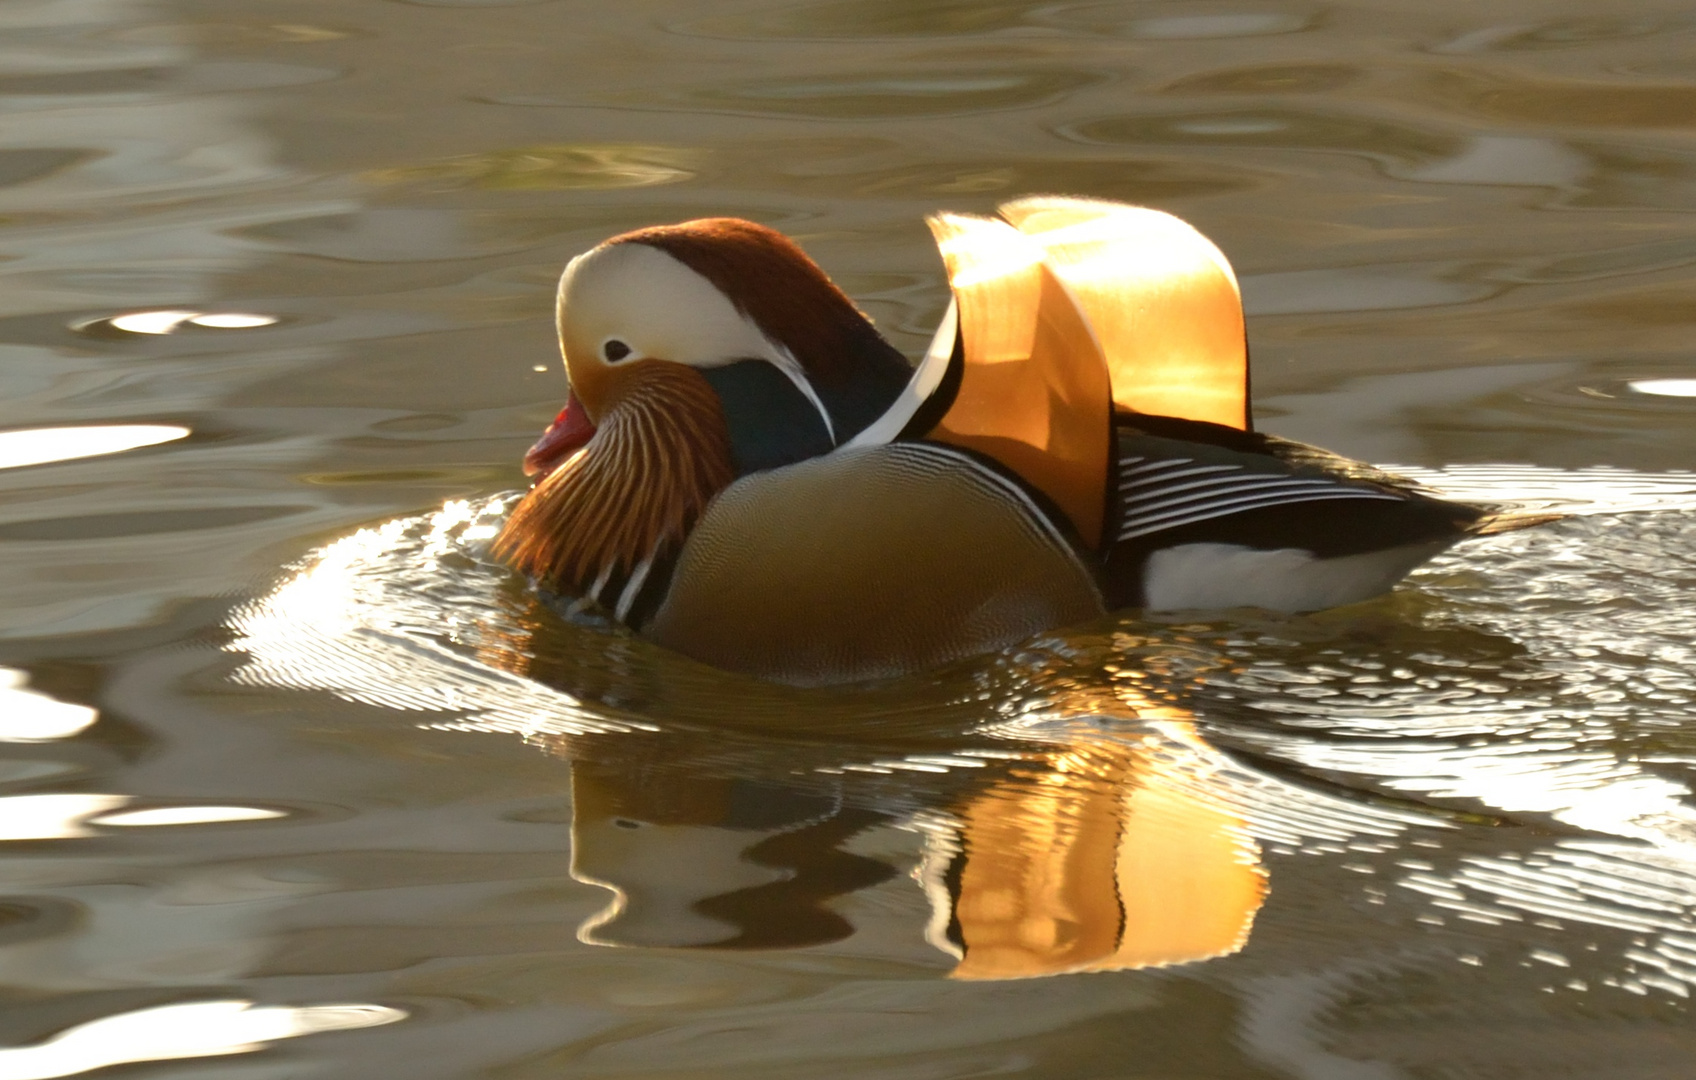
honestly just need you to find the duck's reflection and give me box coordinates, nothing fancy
[560,716,1265,979]
[438,528,1265,977]
[571,769,891,950]
[933,731,1263,978]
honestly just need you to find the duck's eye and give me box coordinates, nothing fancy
[603,339,632,362]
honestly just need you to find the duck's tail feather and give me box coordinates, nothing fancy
[1465,509,1567,537]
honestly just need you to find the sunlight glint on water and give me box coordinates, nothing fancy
[0,1001,405,1080]
[0,426,188,471]
[1630,379,1696,398]
[0,670,97,742]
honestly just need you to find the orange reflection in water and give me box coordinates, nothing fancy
[561,708,1265,980]
[931,721,1265,979]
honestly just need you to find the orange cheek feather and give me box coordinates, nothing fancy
[524,347,646,478]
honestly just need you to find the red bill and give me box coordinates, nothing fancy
[522,391,596,477]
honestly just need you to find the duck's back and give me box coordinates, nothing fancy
[645,443,1105,685]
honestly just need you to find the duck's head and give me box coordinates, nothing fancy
[495,218,912,615]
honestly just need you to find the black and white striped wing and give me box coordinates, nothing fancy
[1102,421,1493,612]
[1114,453,1408,543]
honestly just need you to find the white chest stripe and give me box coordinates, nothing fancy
[1117,455,1405,542]
[614,551,656,622]
[585,560,616,605]
[841,300,956,451]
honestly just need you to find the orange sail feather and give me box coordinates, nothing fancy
[923,213,1113,550]
[999,196,1250,432]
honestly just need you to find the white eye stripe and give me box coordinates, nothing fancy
[561,243,835,443]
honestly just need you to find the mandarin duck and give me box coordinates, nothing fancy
[494,197,1547,685]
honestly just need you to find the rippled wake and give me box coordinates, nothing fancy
[1397,462,1696,516]
[226,464,1696,994]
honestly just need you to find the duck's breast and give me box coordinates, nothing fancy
[644,443,1105,685]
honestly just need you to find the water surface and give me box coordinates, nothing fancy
[2,0,1695,1076]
